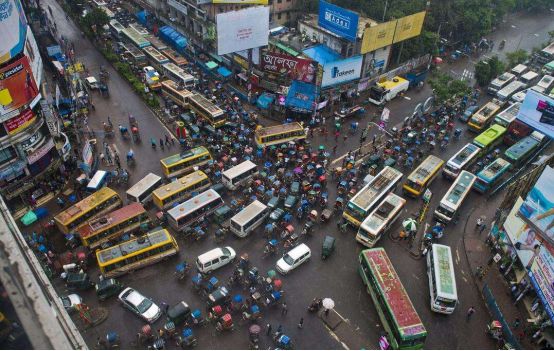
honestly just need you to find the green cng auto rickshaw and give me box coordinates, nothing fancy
[321,235,336,260]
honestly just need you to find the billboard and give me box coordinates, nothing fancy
[505,198,542,268]
[321,55,362,88]
[24,26,43,94]
[318,0,359,42]
[519,166,554,246]
[529,242,554,322]
[262,52,317,83]
[4,109,35,135]
[216,7,269,56]
[361,20,397,54]
[0,56,39,116]
[213,0,268,3]
[517,89,554,139]
[393,11,426,43]
[0,0,27,65]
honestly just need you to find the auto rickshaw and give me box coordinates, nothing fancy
[335,197,345,210]
[487,320,503,340]
[207,286,230,309]
[95,278,122,301]
[322,235,336,260]
[290,181,300,194]
[281,224,294,239]
[175,328,198,348]
[215,313,234,332]
[284,195,297,209]
[167,301,191,325]
[214,205,232,225]
[321,208,333,222]
[66,272,94,291]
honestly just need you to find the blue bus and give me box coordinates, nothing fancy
[473,158,512,193]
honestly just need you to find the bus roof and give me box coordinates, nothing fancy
[127,173,162,198]
[144,34,168,51]
[350,167,403,211]
[473,124,507,148]
[231,200,267,225]
[152,171,208,199]
[362,248,426,337]
[119,42,145,59]
[377,76,409,90]
[54,187,118,225]
[190,94,224,116]
[407,155,444,185]
[472,99,503,124]
[161,80,193,97]
[504,133,542,161]
[360,193,406,235]
[162,63,195,83]
[255,122,304,137]
[160,146,209,167]
[431,244,457,300]
[495,102,520,125]
[143,46,169,64]
[109,19,125,32]
[443,171,476,208]
[97,228,171,264]
[477,158,511,182]
[222,160,257,180]
[449,143,481,167]
[122,27,150,48]
[78,203,145,239]
[167,189,221,220]
[162,48,188,66]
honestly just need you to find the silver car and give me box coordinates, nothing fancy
[118,287,161,323]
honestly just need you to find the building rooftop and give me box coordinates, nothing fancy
[301,13,379,41]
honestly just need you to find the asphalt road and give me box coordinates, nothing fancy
[41,0,554,349]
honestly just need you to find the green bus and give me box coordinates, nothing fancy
[504,131,546,166]
[472,124,506,153]
[359,248,427,349]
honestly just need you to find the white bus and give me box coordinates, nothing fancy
[230,200,269,238]
[434,171,476,223]
[356,193,406,248]
[167,189,224,232]
[343,166,403,227]
[496,80,526,102]
[531,75,554,95]
[493,102,520,128]
[126,173,163,204]
[161,63,195,88]
[442,143,481,179]
[426,244,458,314]
[222,160,258,190]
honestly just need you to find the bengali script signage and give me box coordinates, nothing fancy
[261,52,317,83]
[4,108,34,134]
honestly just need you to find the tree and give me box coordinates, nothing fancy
[487,55,505,77]
[505,49,529,68]
[81,8,109,36]
[428,72,470,103]
[474,60,492,87]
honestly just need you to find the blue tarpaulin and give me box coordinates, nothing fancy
[136,10,150,27]
[159,26,188,52]
[302,44,341,65]
[286,81,317,112]
[217,66,232,77]
[257,93,274,109]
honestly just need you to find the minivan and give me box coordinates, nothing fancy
[276,243,311,274]
[196,247,236,274]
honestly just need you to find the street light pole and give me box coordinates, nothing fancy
[382,0,389,22]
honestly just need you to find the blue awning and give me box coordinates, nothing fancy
[159,26,188,51]
[136,10,149,27]
[302,44,341,65]
[217,66,232,77]
[257,93,275,109]
[286,81,317,112]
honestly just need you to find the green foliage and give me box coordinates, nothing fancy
[81,7,109,35]
[505,49,529,68]
[488,55,506,77]
[428,72,470,103]
[474,55,505,86]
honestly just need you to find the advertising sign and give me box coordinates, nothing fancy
[0,0,27,65]
[213,0,268,3]
[361,20,397,54]
[27,139,54,164]
[393,11,426,43]
[24,26,43,97]
[236,48,260,66]
[0,56,39,116]
[517,89,554,139]
[321,55,362,88]
[4,109,35,135]
[216,7,269,56]
[519,166,554,246]
[262,52,317,83]
[529,242,554,323]
[318,0,359,42]
[504,198,542,268]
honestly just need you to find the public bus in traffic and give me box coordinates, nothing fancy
[54,187,122,234]
[96,228,179,278]
[504,119,532,146]
[230,200,269,238]
[161,63,195,88]
[356,193,406,247]
[254,123,307,148]
[343,166,403,227]
[467,99,504,132]
[443,143,481,179]
[161,80,194,107]
[160,146,212,178]
[493,102,520,128]
[473,158,512,194]
[222,160,258,190]
[162,48,188,67]
[119,42,147,66]
[402,155,444,197]
[167,189,224,232]
[77,203,149,249]
[152,170,211,210]
[426,244,458,314]
[359,248,427,349]
[472,124,506,153]
[503,131,546,166]
[126,173,163,205]
[434,171,477,223]
[189,94,226,128]
[143,46,170,71]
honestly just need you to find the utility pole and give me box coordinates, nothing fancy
[382,0,389,21]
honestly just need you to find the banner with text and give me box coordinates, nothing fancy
[262,52,317,84]
[393,11,426,43]
[0,56,39,116]
[0,0,27,65]
[318,0,359,42]
[4,108,35,135]
[321,55,362,88]
[216,6,269,56]
[361,20,397,54]
[517,89,554,139]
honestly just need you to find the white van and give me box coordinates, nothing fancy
[196,247,236,274]
[276,243,311,274]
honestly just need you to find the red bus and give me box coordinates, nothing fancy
[504,119,532,146]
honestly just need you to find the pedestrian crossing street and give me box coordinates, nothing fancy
[460,69,474,81]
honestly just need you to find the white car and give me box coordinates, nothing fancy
[276,243,311,275]
[61,294,82,313]
[118,287,161,323]
[196,247,236,274]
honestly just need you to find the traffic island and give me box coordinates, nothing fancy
[319,309,370,349]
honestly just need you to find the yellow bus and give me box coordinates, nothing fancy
[77,203,150,249]
[161,80,194,107]
[467,99,504,132]
[254,123,307,148]
[402,155,444,197]
[189,94,226,128]
[160,146,212,178]
[54,187,122,234]
[96,228,179,278]
[152,170,211,210]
